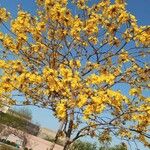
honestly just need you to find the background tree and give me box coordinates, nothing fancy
[99,143,127,150]
[0,0,150,150]
[69,140,127,150]
[70,140,97,150]
[13,107,32,120]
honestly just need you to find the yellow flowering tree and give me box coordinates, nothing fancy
[0,0,150,149]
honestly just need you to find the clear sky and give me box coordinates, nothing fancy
[0,0,150,149]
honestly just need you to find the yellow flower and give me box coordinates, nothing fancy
[77,94,88,108]
[36,22,46,31]
[129,88,141,96]
[36,0,45,6]
[119,50,130,62]
[0,8,10,22]
[56,99,67,120]
[0,32,4,40]
[69,60,81,68]
[0,60,5,68]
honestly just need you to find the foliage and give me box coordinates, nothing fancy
[0,0,150,149]
[70,140,127,150]
[11,107,32,120]
[99,143,127,150]
[70,140,97,150]
[0,112,39,135]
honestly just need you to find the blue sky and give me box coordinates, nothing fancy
[0,0,150,149]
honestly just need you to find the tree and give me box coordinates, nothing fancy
[99,143,127,150]
[13,107,32,120]
[70,140,97,150]
[70,140,127,150]
[0,0,150,150]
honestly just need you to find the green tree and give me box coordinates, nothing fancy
[99,143,127,150]
[14,107,32,120]
[70,140,97,150]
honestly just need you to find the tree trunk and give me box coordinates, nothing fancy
[50,122,64,150]
[63,139,71,150]
[62,109,74,150]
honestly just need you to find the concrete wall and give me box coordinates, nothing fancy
[0,125,63,150]
[26,134,63,150]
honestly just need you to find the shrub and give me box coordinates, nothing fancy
[0,112,39,135]
[70,140,97,150]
